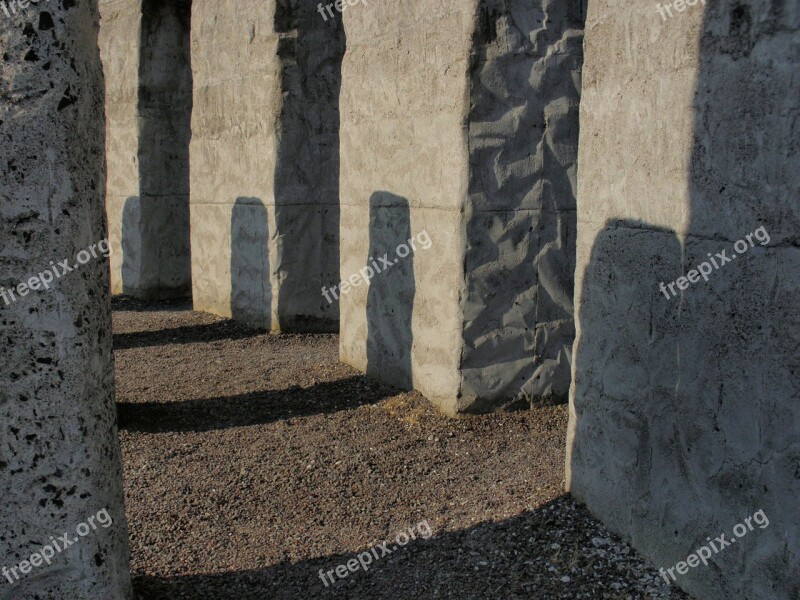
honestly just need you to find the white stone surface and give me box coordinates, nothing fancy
[0,1,132,597]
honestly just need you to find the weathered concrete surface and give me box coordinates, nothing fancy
[566,1,799,599]
[339,0,583,414]
[0,1,132,598]
[99,0,192,300]
[190,0,343,331]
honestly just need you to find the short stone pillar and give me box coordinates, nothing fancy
[567,2,799,599]
[0,1,132,598]
[339,0,584,413]
[99,0,192,300]
[190,0,344,331]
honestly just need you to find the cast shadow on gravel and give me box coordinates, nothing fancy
[112,295,193,313]
[117,375,398,433]
[113,320,266,350]
[132,496,692,600]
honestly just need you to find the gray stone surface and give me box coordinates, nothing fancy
[339,0,583,414]
[566,1,799,599]
[0,1,132,598]
[190,0,343,331]
[100,0,192,300]
[461,0,583,412]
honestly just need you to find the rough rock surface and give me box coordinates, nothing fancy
[190,0,344,331]
[567,1,799,599]
[339,0,582,414]
[0,1,131,597]
[99,0,192,300]
[461,0,583,411]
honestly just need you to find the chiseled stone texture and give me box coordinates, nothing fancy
[461,0,583,411]
[190,0,343,331]
[0,1,132,598]
[567,1,799,599]
[339,0,583,414]
[99,0,192,300]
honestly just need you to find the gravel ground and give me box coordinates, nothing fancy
[113,296,692,599]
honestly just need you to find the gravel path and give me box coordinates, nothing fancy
[113,297,691,599]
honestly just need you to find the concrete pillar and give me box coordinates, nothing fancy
[0,1,132,598]
[190,0,344,331]
[566,1,799,599]
[339,0,584,414]
[100,0,192,300]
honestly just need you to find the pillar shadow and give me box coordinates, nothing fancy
[133,0,192,300]
[569,1,799,598]
[678,1,798,596]
[272,0,344,332]
[117,375,397,432]
[131,495,690,599]
[114,320,263,351]
[568,218,683,549]
[121,195,142,296]
[365,193,415,390]
[230,197,271,330]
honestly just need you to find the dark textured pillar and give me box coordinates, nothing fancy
[0,1,132,597]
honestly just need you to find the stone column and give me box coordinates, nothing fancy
[566,1,799,599]
[99,0,192,300]
[190,0,344,331]
[0,1,132,598]
[339,0,584,414]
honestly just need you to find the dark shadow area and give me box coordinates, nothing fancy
[112,294,192,313]
[568,218,683,537]
[132,495,690,599]
[230,197,271,329]
[113,319,264,351]
[272,0,344,332]
[678,2,798,596]
[569,2,799,598]
[126,0,192,300]
[366,193,415,390]
[461,0,585,412]
[117,375,398,433]
[120,195,142,295]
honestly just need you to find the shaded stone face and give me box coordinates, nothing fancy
[339,0,584,414]
[567,1,799,599]
[460,0,583,412]
[0,1,132,597]
[189,0,344,332]
[100,0,192,301]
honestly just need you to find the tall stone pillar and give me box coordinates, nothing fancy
[339,0,584,414]
[99,0,192,300]
[0,1,132,598]
[566,1,799,599]
[189,0,344,331]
